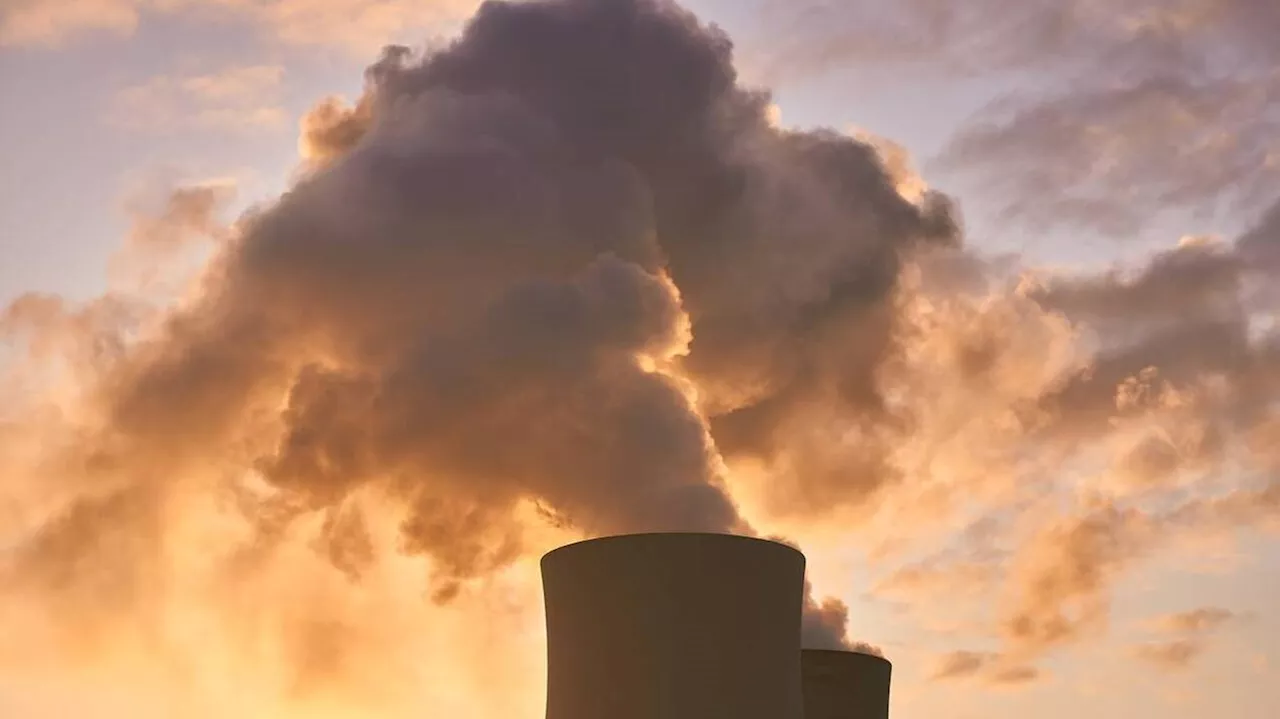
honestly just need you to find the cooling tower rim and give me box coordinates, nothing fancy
[540,531,803,566]
[801,647,893,669]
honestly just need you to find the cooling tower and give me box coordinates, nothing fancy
[801,649,893,719]
[541,532,807,719]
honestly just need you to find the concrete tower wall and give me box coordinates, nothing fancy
[541,532,807,719]
[801,649,893,719]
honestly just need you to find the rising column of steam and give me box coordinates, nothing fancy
[2,0,954,655]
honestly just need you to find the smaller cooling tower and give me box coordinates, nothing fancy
[801,649,893,719]
[541,532,807,719]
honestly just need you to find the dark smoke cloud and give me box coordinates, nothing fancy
[291,3,959,526]
[7,0,957,651]
[800,578,859,652]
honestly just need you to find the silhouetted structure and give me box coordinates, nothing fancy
[801,649,893,719]
[541,532,807,719]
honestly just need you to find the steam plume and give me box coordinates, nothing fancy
[1,0,1279,713]
[5,0,957,660]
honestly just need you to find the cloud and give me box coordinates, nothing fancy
[853,200,1279,663]
[989,664,1041,686]
[759,0,1280,234]
[1147,607,1239,635]
[251,0,480,54]
[937,73,1278,235]
[871,559,999,609]
[122,180,237,251]
[800,578,858,652]
[0,0,139,46]
[1,0,481,52]
[1128,606,1241,672]
[111,179,238,292]
[298,94,373,166]
[1132,639,1206,671]
[1000,503,1154,652]
[931,650,997,680]
[109,64,288,133]
[775,192,1275,666]
[929,650,1041,687]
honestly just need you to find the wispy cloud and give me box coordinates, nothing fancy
[999,504,1154,652]
[1,0,479,53]
[0,0,139,46]
[932,650,999,680]
[872,560,998,601]
[112,178,238,292]
[1132,639,1206,671]
[937,72,1279,235]
[252,0,479,54]
[929,650,1042,687]
[1128,606,1242,672]
[1146,607,1239,635]
[758,0,1280,235]
[109,64,288,133]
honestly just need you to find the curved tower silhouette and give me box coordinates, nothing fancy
[800,649,893,719]
[541,532,807,719]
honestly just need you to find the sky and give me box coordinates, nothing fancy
[0,1,1277,718]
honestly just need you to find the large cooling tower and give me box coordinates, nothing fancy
[541,532,807,719]
[801,649,893,719]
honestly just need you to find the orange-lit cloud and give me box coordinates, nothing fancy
[298,94,372,166]
[252,0,479,54]
[929,650,1041,688]
[0,0,139,46]
[932,650,999,680]
[1,0,480,52]
[1127,606,1242,672]
[1000,504,1154,653]
[1132,639,1206,671]
[1146,607,1240,635]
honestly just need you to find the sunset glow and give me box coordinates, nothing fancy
[1,1,1277,718]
